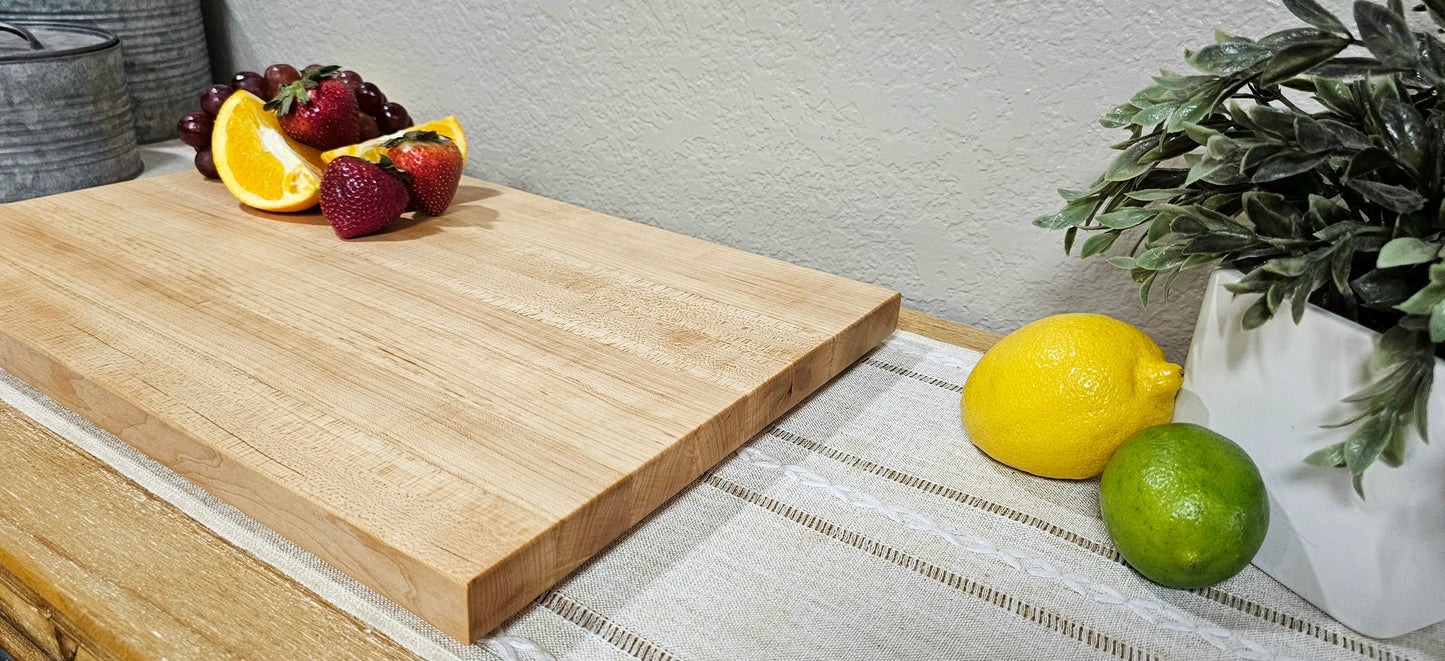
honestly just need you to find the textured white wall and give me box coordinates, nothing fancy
[203,0,1320,360]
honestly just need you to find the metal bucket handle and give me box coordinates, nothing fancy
[0,22,44,51]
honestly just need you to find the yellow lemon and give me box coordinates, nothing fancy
[320,116,467,164]
[961,313,1182,479]
[212,90,325,212]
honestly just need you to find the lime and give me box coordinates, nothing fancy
[1099,423,1269,588]
[961,313,1181,479]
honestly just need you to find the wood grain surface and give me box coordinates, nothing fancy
[0,173,898,641]
[0,309,996,661]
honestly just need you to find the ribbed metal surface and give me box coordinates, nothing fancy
[0,0,211,143]
[0,22,141,203]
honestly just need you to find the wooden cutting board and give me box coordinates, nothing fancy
[0,173,898,642]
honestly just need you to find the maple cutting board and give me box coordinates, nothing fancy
[0,173,898,642]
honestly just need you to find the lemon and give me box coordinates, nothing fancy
[1100,423,1269,588]
[960,313,1181,479]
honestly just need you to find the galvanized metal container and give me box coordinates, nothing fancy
[0,0,211,143]
[0,21,142,203]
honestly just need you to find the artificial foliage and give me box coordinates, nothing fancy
[1036,0,1445,495]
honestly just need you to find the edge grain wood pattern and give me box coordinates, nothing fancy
[0,404,419,661]
[0,310,994,661]
[0,173,899,641]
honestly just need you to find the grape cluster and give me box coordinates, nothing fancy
[177,64,414,179]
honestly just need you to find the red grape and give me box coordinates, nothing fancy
[263,64,300,99]
[195,149,219,179]
[303,63,321,73]
[376,102,411,133]
[335,70,363,92]
[355,82,386,115]
[357,112,380,141]
[200,84,234,118]
[177,112,213,149]
[230,71,266,99]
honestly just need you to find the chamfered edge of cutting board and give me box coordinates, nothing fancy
[461,290,898,639]
[0,175,901,642]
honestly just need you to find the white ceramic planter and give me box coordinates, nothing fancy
[1173,269,1445,638]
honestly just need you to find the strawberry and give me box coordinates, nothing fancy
[319,156,410,239]
[383,131,463,215]
[264,65,359,151]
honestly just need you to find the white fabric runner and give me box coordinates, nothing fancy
[2,330,1441,661]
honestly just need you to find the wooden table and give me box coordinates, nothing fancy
[0,308,999,661]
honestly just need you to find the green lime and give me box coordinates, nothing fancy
[1099,423,1269,589]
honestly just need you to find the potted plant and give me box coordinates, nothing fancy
[1034,0,1445,637]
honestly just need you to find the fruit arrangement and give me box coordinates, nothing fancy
[962,314,1268,589]
[176,62,462,239]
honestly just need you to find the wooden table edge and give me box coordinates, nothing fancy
[0,309,998,661]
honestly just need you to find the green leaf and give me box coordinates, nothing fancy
[1135,243,1187,270]
[1185,233,1255,254]
[1283,0,1352,34]
[1258,34,1352,86]
[1096,207,1158,229]
[1241,295,1274,329]
[1382,420,1407,466]
[1316,119,1373,150]
[1057,188,1092,201]
[1131,102,1179,127]
[1414,374,1432,442]
[1190,204,1255,237]
[1430,303,1445,342]
[1180,122,1220,145]
[1304,442,1348,467]
[1377,237,1441,268]
[1353,268,1418,307]
[1249,105,1299,139]
[1260,27,1333,48]
[1345,147,1394,179]
[1240,143,1286,171]
[1216,29,1253,44]
[1101,103,1140,129]
[1034,197,1103,230]
[1343,411,1393,495]
[1165,91,1218,133]
[1291,271,1318,323]
[1264,254,1314,277]
[1308,195,1355,229]
[1184,42,1274,75]
[1347,179,1427,213]
[1331,242,1356,293]
[1063,225,1078,255]
[1079,231,1120,258]
[1396,282,1445,314]
[1355,1,1419,68]
[1313,77,1358,116]
[1251,150,1330,182]
[1242,191,1302,237]
[1377,97,1428,174]
[1139,272,1159,306]
[1308,57,1404,78]
[1126,188,1190,201]
[1107,256,1138,269]
[1104,136,1162,181]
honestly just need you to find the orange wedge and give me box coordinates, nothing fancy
[212,90,325,212]
[321,116,467,164]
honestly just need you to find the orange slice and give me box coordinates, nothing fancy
[212,90,325,212]
[321,116,467,164]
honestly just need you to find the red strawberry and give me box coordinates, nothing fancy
[264,65,359,150]
[319,156,410,239]
[383,131,463,216]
